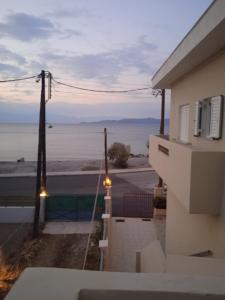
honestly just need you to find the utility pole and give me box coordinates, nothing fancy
[33,70,46,238]
[158,89,165,187]
[104,128,108,177]
[42,72,47,190]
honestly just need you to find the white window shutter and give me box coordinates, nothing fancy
[209,95,224,139]
[193,101,201,136]
[179,105,190,143]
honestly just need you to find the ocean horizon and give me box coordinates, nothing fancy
[0,122,168,161]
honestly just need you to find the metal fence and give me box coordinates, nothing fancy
[46,194,105,221]
[0,196,34,207]
[122,193,154,218]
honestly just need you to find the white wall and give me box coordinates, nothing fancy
[166,189,225,258]
[140,240,166,273]
[167,255,225,277]
[166,49,225,259]
[0,197,46,223]
[0,207,35,223]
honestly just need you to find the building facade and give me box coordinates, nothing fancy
[150,0,225,259]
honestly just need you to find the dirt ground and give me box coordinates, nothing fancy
[0,226,101,300]
[17,234,88,269]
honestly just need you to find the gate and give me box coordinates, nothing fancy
[46,194,105,221]
[122,193,154,218]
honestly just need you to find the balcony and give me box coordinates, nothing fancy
[149,135,225,214]
[5,267,225,300]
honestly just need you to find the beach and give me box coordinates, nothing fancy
[0,157,150,175]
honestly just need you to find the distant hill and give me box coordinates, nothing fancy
[80,117,169,125]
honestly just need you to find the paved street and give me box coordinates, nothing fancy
[0,171,158,216]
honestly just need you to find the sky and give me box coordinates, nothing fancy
[0,0,212,123]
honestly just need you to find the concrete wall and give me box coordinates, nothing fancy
[6,268,225,300]
[166,188,225,258]
[0,207,35,223]
[138,237,225,276]
[167,254,225,277]
[165,49,225,258]
[139,240,166,273]
[149,135,225,214]
[0,198,45,223]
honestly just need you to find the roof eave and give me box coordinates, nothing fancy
[152,0,225,89]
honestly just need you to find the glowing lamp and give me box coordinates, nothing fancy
[103,176,112,187]
[40,187,48,197]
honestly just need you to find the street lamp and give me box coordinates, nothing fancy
[103,176,112,188]
[39,186,48,197]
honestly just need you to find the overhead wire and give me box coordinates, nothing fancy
[52,77,152,94]
[52,89,151,98]
[0,72,156,104]
[0,75,38,83]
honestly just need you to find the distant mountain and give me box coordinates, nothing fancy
[80,117,169,125]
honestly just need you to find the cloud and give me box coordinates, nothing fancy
[49,7,91,19]
[0,45,26,64]
[0,12,84,42]
[41,36,157,83]
[0,45,28,76]
[60,29,83,39]
[0,63,25,76]
[25,60,47,73]
[0,13,56,41]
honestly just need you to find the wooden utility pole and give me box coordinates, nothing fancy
[158,89,165,187]
[33,70,46,238]
[42,72,47,189]
[104,128,108,177]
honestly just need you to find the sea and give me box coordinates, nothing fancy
[0,123,168,161]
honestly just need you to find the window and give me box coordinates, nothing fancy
[179,104,190,143]
[194,95,224,140]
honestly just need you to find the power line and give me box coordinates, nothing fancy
[52,89,152,98]
[0,75,38,83]
[52,77,152,94]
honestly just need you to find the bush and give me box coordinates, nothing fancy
[108,142,130,168]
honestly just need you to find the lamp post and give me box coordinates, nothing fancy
[102,128,112,270]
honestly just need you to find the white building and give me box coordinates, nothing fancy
[149,0,225,270]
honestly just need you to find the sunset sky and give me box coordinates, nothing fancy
[0,0,212,122]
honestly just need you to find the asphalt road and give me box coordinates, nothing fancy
[0,171,158,216]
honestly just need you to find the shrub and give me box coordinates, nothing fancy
[108,142,130,168]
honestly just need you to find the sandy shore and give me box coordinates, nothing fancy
[0,157,150,174]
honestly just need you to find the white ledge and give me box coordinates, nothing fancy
[99,240,108,248]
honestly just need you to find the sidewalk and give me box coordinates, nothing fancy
[43,221,94,234]
[0,167,153,178]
